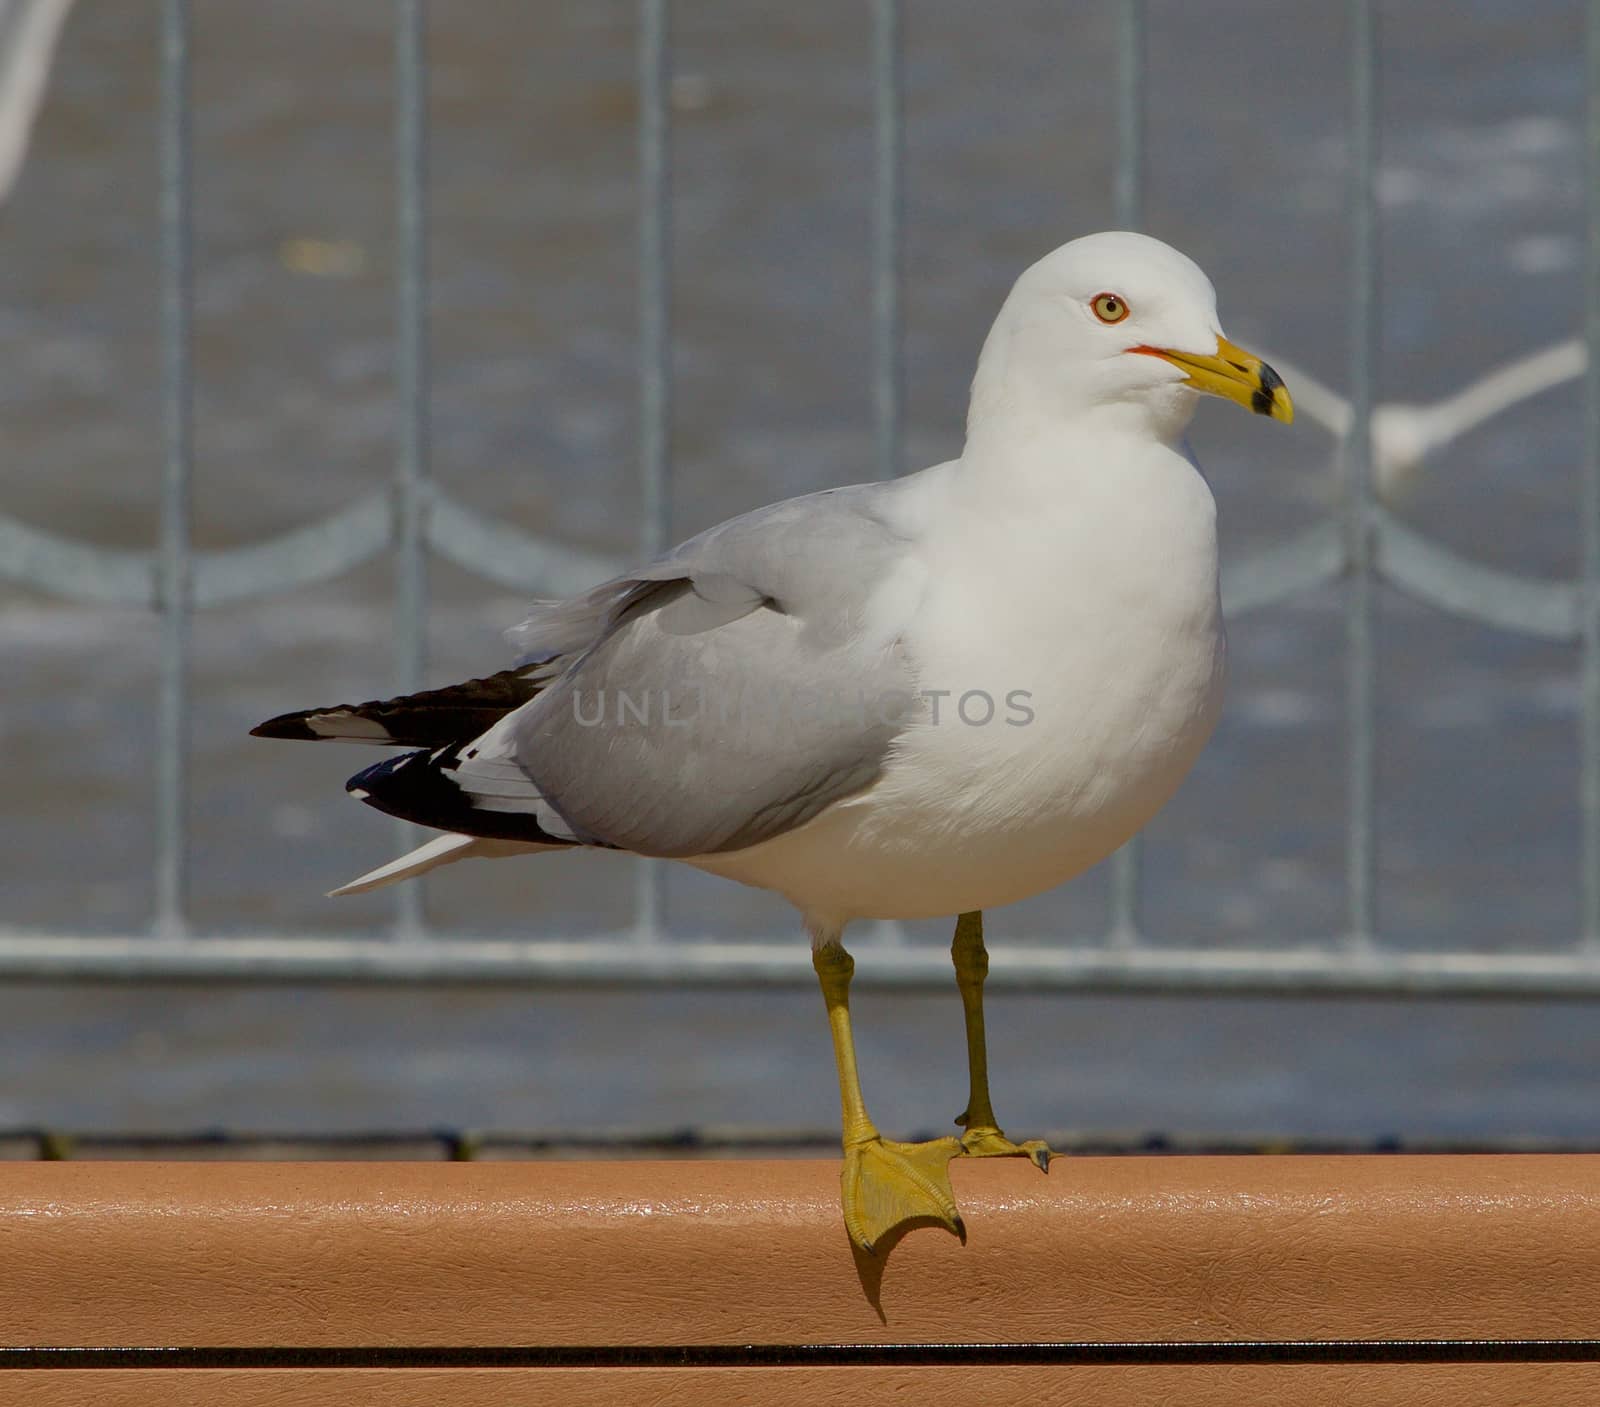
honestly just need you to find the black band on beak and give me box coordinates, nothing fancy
[1250,360,1286,418]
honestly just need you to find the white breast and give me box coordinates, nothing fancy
[690,438,1224,926]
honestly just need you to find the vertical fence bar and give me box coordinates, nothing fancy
[872,0,902,484]
[634,0,671,940]
[1113,0,1143,230]
[1583,0,1600,948]
[638,0,671,558]
[1106,0,1145,946]
[393,0,428,937]
[155,0,192,939]
[1344,0,1378,945]
[869,0,907,947]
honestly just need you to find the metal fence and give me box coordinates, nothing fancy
[3,0,1600,996]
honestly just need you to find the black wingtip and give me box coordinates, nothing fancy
[248,670,545,747]
[249,711,326,741]
[343,747,586,848]
[345,748,434,807]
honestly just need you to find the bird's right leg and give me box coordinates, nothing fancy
[813,939,963,1254]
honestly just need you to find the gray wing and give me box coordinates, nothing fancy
[460,479,933,857]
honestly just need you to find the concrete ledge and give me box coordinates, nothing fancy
[3,1156,1599,1402]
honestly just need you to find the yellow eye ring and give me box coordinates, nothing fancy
[1091,292,1129,324]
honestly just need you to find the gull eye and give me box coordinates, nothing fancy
[1091,292,1129,324]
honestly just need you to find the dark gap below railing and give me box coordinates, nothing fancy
[6,1127,1600,1161]
[8,1341,1600,1370]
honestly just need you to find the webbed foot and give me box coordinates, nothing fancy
[840,1133,965,1253]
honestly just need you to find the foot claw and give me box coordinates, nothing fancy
[959,1125,1054,1172]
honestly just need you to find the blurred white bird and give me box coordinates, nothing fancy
[1269,339,1585,502]
[0,0,73,206]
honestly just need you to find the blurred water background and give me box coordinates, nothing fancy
[3,0,1598,1144]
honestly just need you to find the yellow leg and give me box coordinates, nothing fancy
[952,911,1052,1171]
[813,941,963,1254]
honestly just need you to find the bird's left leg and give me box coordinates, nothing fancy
[951,910,1052,1170]
[813,938,963,1254]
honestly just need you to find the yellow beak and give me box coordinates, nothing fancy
[1137,335,1294,424]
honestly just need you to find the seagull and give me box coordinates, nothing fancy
[254,231,1293,1253]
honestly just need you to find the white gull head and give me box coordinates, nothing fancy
[967,230,1293,446]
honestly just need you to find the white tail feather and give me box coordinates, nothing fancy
[328,832,551,896]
